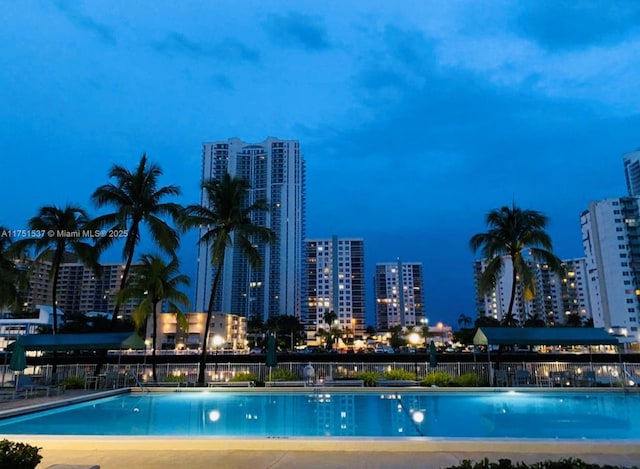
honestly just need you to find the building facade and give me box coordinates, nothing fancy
[305,237,365,339]
[148,311,247,353]
[581,197,640,342]
[623,149,640,197]
[374,260,425,330]
[195,137,306,322]
[473,257,533,324]
[19,258,138,319]
[473,257,592,326]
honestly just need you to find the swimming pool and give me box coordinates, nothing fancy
[0,390,638,440]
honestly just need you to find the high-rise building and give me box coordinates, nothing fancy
[305,237,365,339]
[581,197,640,342]
[623,149,640,196]
[19,257,138,319]
[534,258,591,326]
[374,260,425,330]
[473,256,592,326]
[195,137,306,322]
[473,257,533,324]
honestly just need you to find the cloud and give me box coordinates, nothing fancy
[53,1,116,45]
[153,32,260,63]
[514,1,640,50]
[263,12,331,51]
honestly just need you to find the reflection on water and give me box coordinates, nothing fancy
[0,391,638,439]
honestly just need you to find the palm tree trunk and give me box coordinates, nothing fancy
[507,258,518,326]
[110,222,139,327]
[50,249,63,374]
[198,260,223,386]
[96,223,139,377]
[152,300,158,383]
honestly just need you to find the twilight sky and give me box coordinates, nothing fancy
[1,1,639,328]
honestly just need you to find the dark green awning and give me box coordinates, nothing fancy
[6,332,145,351]
[473,327,619,346]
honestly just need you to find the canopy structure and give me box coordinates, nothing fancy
[6,332,145,352]
[473,327,619,347]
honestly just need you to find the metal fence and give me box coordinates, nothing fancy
[2,361,639,388]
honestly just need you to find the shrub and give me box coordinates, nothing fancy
[266,369,298,381]
[61,375,85,389]
[456,373,483,387]
[164,374,187,383]
[231,372,258,382]
[443,457,639,469]
[383,369,417,381]
[421,371,454,387]
[352,371,382,387]
[0,439,42,469]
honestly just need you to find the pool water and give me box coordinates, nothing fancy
[0,391,638,440]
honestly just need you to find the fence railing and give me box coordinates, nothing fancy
[2,361,638,388]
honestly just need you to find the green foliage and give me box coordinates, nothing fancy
[61,375,85,389]
[163,374,187,383]
[456,373,484,387]
[0,439,42,469]
[421,371,454,387]
[266,369,298,381]
[444,457,639,469]
[352,371,382,387]
[384,369,417,381]
[231,372,258,382]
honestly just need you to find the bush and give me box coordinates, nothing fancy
[0,439,42,469]
[443,457,639,469]
[164,374,187,383]
[352,371,382,387]
[61,375,85,389]
[383,369,417,381]
[231,372,258,382]
[421,371,454,387]
[456,373,483,387]
[266,369,298,381]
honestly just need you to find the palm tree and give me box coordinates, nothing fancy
[13,206,97,335]
[181,173,274,385]
[90,154,182,326]
[322,310,339,350]
[120,254,189,382]
[565,313,584,327]
[458,313,473,328]
[0,228,28,312]
[470,204,564,326]
[523,311,546,327]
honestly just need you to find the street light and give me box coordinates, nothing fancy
[420,318,429,346]
[212,335,225,380]
[437,322,444,347]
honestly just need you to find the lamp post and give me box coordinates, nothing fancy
[420,317,429,347]
[212,335,224,380]
[437,322,444,348]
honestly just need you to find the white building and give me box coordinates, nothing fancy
[305,237,365,339]
[581,197,640,342]
[0,305,62,351]
[623,149,640,196]
[374,260,425,330]
[195,137,306,322]
[473,257,533,324]
[147,311,247,353]
[473,256,590,326]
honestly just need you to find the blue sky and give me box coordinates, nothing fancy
[1,1,639,328]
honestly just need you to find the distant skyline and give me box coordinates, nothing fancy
[1,2,639,328]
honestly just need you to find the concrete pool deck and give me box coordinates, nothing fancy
[2,388,640,468]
